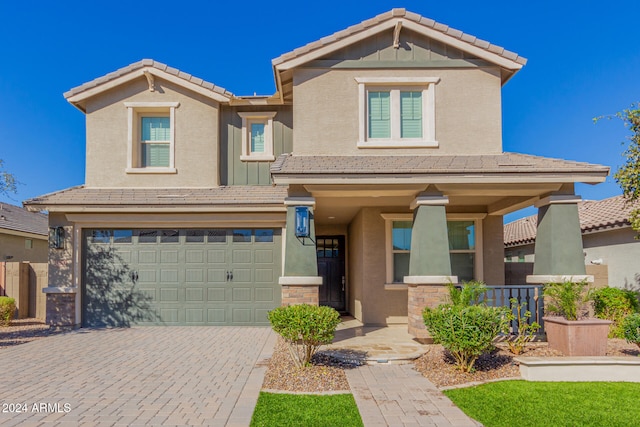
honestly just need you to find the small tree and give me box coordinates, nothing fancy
[595,103,640,235]
[505,298,541,355]
[268,304,341,368]
[622,313,640,350]
[0,159,17,197]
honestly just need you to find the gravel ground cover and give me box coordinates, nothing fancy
[0,318,65,349]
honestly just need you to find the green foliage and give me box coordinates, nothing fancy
[0,297,16,326]
[543,280,590,321]
[623,313,640,350]
[250,392,363,427]
[423,303,507,373]
[595,103,640,235]
[505,298,541,355]
[591,287,640,338]
[268,304,341,368]
[447,280,487,307]
[0,159,17,196]
[445,380,640,427]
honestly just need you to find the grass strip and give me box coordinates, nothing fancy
[444,380,640,427]
[250,392,363,427]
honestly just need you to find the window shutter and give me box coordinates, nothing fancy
[368,91,390,138]
[400,91,422,138]
[142,117,170,141]
[142,143,170,167]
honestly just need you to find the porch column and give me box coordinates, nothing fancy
[278,197,322,305]
[404,195,458,339]
[526,194,592,284]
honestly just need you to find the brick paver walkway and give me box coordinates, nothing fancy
[0,327,276,426]
[346,365,479,427]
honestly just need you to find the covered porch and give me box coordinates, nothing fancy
[272,153,609,338]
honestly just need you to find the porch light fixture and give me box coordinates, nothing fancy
[295,206,310,238]
[49,226,65,249]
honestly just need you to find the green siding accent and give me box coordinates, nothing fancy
[533,203,587,276]
[408,205,452,276]
[283,206,318,277]
[220,106,293,185]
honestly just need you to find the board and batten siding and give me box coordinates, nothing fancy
[220,106,293,185]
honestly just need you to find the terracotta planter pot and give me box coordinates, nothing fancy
[543,316,612,356]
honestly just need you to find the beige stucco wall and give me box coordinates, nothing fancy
[483,215,505,286]
[0,233,48,263]
[583,228,640,289]
[48,213,75,289]
[84,76,219,188]
[292,67,502,155]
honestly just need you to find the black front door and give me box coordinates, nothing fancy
[317,236,346,312]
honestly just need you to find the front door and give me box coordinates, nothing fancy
[316,236,345,312]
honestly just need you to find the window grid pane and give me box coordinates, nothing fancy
[250,123,266,153]
[368,91,391,138]
[141,117,170,141]
[142,143,170,167]
[400,91,422,138]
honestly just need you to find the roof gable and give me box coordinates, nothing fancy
[272,9,526,73]
[65,59,234,112]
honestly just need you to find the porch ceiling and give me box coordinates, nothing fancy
[307,182,564,224]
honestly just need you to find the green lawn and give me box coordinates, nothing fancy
[444,380,640,427]
[250,392,363,427]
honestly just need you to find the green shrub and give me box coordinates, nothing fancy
[623,313,640,350]
[268,304,341,368]
[505,298,541,355]
[543,280,590,321]
[591,287,640,338]
[447,281,488,307]
[0,297,16,326]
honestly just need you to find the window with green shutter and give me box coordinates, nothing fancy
[141,117,170,167]
[400,91,422,138]
[368,91,391,139]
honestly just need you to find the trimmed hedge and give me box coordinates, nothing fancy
[0,297,16,327]
[591,287,639,338]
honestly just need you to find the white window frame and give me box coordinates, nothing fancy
[355,77,439,148]
[238,112,277,161]
[124,102,179,173]
[381,213,485,287]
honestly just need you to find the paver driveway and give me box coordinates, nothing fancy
[0,327,276,426]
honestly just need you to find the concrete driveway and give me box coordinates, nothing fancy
[0,327,276,427]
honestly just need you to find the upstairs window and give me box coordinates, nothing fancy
[356,77,439,148]
[238,112,277,161]
[124,102,179,173]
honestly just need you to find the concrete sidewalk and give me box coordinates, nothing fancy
[346,364,479,427]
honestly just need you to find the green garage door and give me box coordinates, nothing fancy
[82,228,282,327]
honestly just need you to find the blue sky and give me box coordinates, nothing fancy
[1,1,639,223]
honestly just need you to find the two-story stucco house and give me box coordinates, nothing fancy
[26,9,609,337]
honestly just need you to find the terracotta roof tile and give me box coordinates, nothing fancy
[504,195,640,246]
[64,59,234,100]
[24,186,287,209]
[271,9,527,67]
[0,202,48,236]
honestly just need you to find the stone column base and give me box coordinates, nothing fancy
[278,276,323,306]
[406,282,451,341]
[44,290,77,328]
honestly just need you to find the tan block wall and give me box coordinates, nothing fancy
[281,285,319,306]
[85,76,219,187]
[292,67,502,155]
[1,261,47,320]
[0,233,48,263]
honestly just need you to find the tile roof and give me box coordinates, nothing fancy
[270,153,609,175]
[63,59,234,100]
[272,8,527,67]
[0,202,48,236]
[23,186,287,208]
[504,195,640,247]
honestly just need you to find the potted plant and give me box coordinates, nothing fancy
[542,280,611,356]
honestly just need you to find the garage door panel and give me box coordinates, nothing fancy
[185,287,204,302]
[83,228,281,327]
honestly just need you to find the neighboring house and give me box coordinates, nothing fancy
[505,195,640,289]
[25,9,609,336]
[0,202,48,263]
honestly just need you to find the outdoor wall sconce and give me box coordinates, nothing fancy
[295,206,310,238]
[49,226,65,249]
